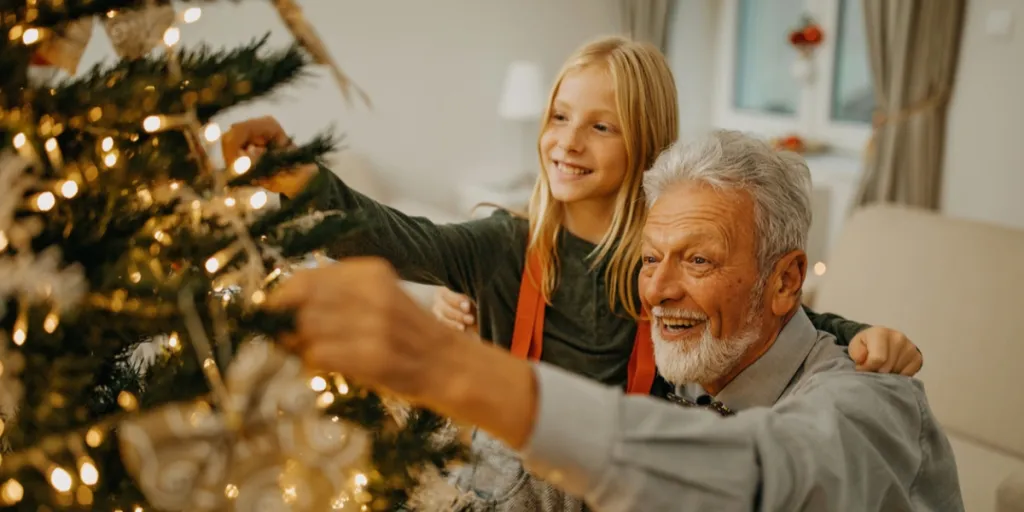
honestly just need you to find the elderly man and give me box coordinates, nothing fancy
[270,131,963,511]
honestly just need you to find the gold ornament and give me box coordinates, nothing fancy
[118,341,370,511]
[31,5,176,75]
[271,0,371,107]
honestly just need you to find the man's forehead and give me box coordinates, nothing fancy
[644,182,754,242]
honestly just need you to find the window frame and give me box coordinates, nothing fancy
[711,0,873,154]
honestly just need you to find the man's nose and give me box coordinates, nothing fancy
[644,263,685,306]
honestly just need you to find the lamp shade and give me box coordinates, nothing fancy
[497,61,545,121]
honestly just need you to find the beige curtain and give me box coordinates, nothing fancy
[621,0,671,50]
[854,0,966,210]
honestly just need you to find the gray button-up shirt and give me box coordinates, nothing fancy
[520,309,964,511]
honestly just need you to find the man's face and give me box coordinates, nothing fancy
[639,181,768,385]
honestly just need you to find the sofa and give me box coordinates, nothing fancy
[812,205,1024,512]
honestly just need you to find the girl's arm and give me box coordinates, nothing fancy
[801,305,867,346]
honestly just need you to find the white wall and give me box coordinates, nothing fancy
[78,0,621,212]
[664,0,718,144]
[941,0,1024,231]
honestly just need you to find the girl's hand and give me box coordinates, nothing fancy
[848,326,923,376]
[432,287,478,335]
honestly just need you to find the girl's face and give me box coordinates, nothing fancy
[540,65,629,206]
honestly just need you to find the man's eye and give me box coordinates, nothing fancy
[693,256,708,265]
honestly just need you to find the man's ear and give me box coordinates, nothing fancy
[770,250,807,316]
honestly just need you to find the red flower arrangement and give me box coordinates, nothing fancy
[788,16,824,51]
[771,134,827,155]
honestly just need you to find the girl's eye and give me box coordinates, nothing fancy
[594,123,610,132]
[552,113,568,122]
[642,255,657,265]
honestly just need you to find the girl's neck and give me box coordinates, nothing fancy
[562,198,615,244]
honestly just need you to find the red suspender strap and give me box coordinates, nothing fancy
[509,248,657,395]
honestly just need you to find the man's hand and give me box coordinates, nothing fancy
[848,326,923,376]
[267,259,538,448]
[221,116,318,198]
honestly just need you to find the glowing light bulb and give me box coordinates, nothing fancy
[78,460,98,486]
[224,483,239,499]
[85,427,104,448]
[12,329,25,346]
[249,190,268,209]
[167,332,180,349]
[0,231,8,251]
[250,290,266,304]
[12,133,26,148]
[1,479,23,504]
[101,137,114,152]
[103,152,118,167]
[48,467,73,493]
[43,312,59,333]
[203,122,221,142]
[333,374,349,395]
[162,27,180,47]
[309,376,328,392]
[118,391,138,411]
[22,28,40,45]
[354,473,368,487]
[316,391,335,408]
[224,197,236,207]
[129,272,141,283]
[60,180,78,199]
[44,137,58,152]
[813,262,827,276]
[143,115,162,133]
[205,257,220,274]
[183,7,202,23]
[232,156,251,175]
[36,191,56,211]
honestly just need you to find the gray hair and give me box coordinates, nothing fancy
[643,130,812,276]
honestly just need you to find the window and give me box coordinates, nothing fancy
[712,0,873,152]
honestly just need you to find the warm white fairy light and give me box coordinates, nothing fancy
[183,7,203,23]
[162,27,180,47]
[205,257,221,274]
[48,466,73,493]
[129,272,142,283]
[43,311,60,333]
[317,391,335,408]
[813,262,827,276]
[60,180,78,199]
[250,290,266,304]
[143,115,163,133]
[118,391,139,412]
[1,479,23,504]
[0,231,8,251]
[249,190,269,209]
[44,138,58,152]
[78,458,99,486]
[333,374,350,395]
[101,137,114,152]
[103,152,118,167]
[232,156,252,175]
[12,133,26,148]
[203,122,221,142]
[35,191,56,211]
[309,376,328,392]
[224,483,239,499]
[353,473,368,487]
[167,332,180,350]
[224,197,236,207]
[22,28,40,45]
[85,427,104,448]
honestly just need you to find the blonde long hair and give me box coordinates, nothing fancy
[527,36,678,318]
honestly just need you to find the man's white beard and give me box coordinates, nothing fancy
[652,312,762,387]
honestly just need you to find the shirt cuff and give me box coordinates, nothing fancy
[518,362,619,500]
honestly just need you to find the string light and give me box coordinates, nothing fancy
[85,428,104,448]
[43,137,57,152]
[250,290,266,305]
[0,231,8,251]
[101,137,114,152]
[309,376,328,392]
[12,133,26,148]
[78,458,99,486]
[333,374,350,395]
[316,391,335,408]
[203,256,223,274]
[59,180,78,199]
[43,311,59,333]
[103,152,118,167]
[7,25,23,41]
[224,483,239,499]
[143,115,163,133]
[224,197,236,207]
[129,271,141,283]
[35,191,56,211]
[1,479,23,504]
[249,190,268,209]
[22,28,41,45]
[813,262,827,276]
[202,122,221,142]
[167,332,180,350]
[162,27,180,47]
[48,466,73,493]
[231,156,252,175]
[183,7,203,23]
[117,391,138,412]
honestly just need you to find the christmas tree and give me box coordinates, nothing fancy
[0,1,465,510]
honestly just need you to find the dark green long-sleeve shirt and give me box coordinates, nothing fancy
[304,168,869,389]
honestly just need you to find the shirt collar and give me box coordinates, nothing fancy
[702,308,820,411]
